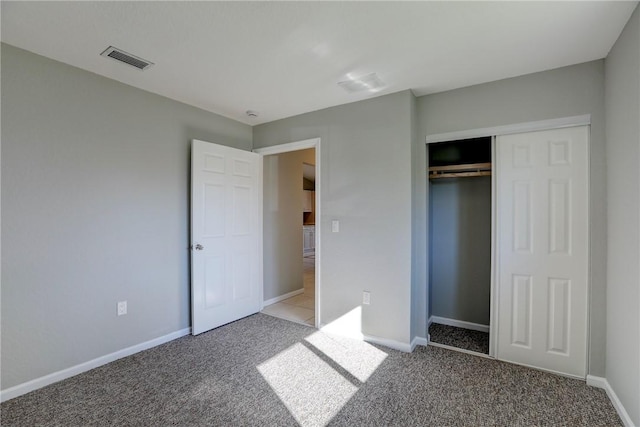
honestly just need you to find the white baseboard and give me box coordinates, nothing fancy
[317,323,413,353]
[586,374,608,389]
[430,316,490,333]
[363,334,412,353]
[0,327,191,403]
[263,288,304,306]
[410,336,429,351]
[586,375,635,427]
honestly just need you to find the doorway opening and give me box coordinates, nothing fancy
[427,137,493,356]
[254,139,321,328]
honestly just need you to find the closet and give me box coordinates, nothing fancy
[428,137,493,355]
[426,124,590,379]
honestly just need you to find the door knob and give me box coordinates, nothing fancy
[192,244,204,251]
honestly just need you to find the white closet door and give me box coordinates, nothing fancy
[496,126,589,378]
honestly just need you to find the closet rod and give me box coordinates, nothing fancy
[428,162,492,180]
[430,170,492,179]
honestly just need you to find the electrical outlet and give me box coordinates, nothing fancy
[363,291,371,305]
[117,301,127,316]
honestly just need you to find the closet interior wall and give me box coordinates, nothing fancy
[428,138,492,329]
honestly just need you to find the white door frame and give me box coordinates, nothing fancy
[253,138,322,328]
[425,114,591,361]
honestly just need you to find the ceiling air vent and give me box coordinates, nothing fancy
[100,46,154,70]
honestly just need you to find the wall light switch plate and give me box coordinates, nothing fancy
[117,301,127,316]
[332,220,339,233]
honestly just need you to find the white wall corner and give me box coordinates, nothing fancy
[0,327,191,403]
[586,375,635,427]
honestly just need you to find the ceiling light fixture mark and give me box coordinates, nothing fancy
[338,72,386,94]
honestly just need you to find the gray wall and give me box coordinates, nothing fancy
[1,44,252,389]
[605,5,640,425]
[4,16,637,404]
[417,60,607,376]
[429,177,491,325]
[263,148,314,301]
[254,91,414,345]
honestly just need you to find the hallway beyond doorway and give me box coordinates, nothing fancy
[262,255,315,326]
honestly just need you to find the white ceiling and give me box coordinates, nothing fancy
[1,1,637,125]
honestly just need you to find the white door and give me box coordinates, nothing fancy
[496,126,589,378]
[191,139,262,335]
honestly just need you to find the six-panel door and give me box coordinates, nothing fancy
[496,126,589,378]
[191,140,261,335]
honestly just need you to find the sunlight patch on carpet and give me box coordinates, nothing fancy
[257,343,357,427]
[304,331,387,382]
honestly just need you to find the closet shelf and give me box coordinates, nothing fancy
[429,162,492,180]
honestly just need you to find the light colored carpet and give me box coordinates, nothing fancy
[1,313,621,426]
